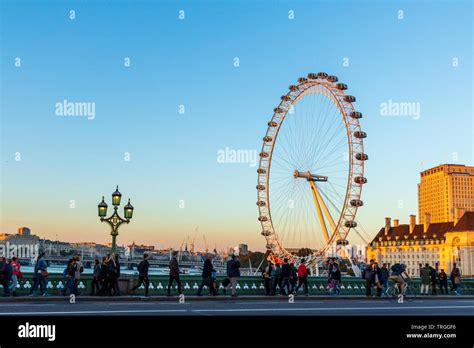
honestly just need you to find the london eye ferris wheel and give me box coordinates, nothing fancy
[256,72,367,264]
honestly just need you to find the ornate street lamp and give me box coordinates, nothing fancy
[98,186,133,253]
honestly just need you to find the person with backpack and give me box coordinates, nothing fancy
[132,254,151,296]
[90,259,101,296]
[167,251,182,296]
[197,254,216,296]
[389,262,409,294]
[10,257,21,296]
[0,257,10,297]
[450,264,462,296]
[420,264,431,296]
[29,252,48,296]
[438,269,448,294]
[225,254,241,297]
[295,258,309,296]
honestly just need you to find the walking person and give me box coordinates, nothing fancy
[113,254,121,296]
[263,261,273,296]
[106,254,118,296]
[289,263,297,294]
[29,252,48,296]
[90,259,101,296]
[451,265,462,296]
[280,258,292,296]
[330,262,342,295]
[271,263,282,296]
[9,257,21,296]
[363,260,374,296]
[98,256,108,296]
[0,257,11,297]
[132,254,150,296]
[197,254,216,296]
[225,254,241,297]
[73,255,83,296]
[380,263,390,294]
[420,264,431,296]
[372,261,382,297]
[438,269,448,294]
[62,258,77,296]
[295,258,309,296]
[430,266,438,296]
[167,251,182,296]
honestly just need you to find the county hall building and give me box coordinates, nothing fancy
[367,164,474,277]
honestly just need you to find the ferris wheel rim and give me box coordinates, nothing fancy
[256,73,366,263]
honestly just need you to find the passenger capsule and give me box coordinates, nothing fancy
[343,95,356,103]
[298,77,308,83]
[263,136,273,142]
[257,168,267,174]
[266,243,275,250]
[327,75,338,83]
[259,152,269,158]
[345,221,357,228]
[261,230,272,236]
[350,199,364,207]
[355,153,369,161]
[256,185,266,190]
[307,73,318,79]
[354,131,367,139]
[268,121,278,127]
[336,239,349,246]
[335,83,348,90]
[258,216,269,222]
[256,201,267,207]
[350,111,362,119]
[317,72,328,79]
[354,176,367,184]
[274,107,284,114]
[289,85,299,92]
[281,95,291,101]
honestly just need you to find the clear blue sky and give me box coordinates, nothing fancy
[1,0,472,251]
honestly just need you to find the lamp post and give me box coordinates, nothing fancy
[97,186,134,253]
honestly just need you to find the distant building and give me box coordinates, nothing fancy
[18,227,31,237]
[418,164,474,225]
[367,212,474,276]
[325,244,366,261]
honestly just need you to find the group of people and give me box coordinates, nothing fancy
[363,259,463,297]
[195,253,241,297]
[0,256,22,296]
[261,258,311,296]
[87,253,122,296]
[1,252,467,298]
[419,263,462,296]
